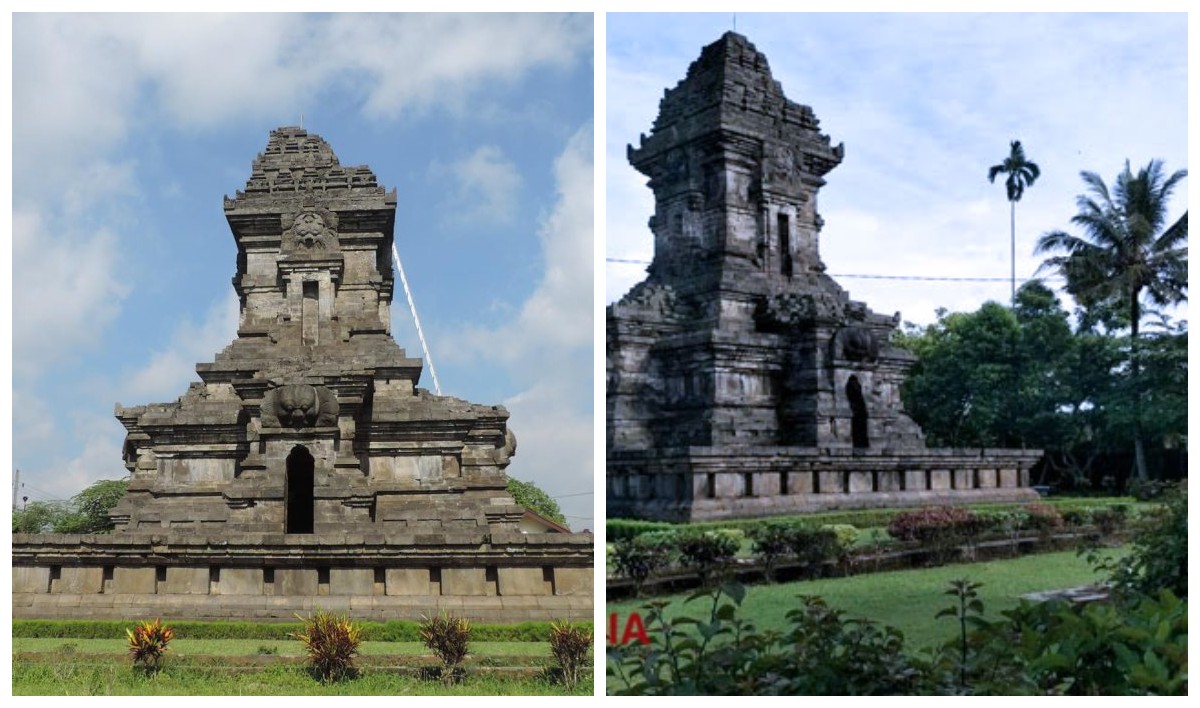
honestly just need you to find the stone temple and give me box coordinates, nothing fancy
[13,127,592,622]
[607,33,1041,522]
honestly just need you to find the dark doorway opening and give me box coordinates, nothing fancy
[847,376,870,448]
[778,213,793,278]
[286,445,315,534]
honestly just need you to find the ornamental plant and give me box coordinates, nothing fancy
[549,619,592,691]
[126,618,174,674]
[420,610,472,683]
[291,609,363,682]
[676,529,740,586]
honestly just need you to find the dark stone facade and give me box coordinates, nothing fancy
[607,33,1040,522]
[14,128,592,621]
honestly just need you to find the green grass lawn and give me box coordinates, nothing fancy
[13,634,588,695]
[608,548,1121,650]
[11,657,588,696]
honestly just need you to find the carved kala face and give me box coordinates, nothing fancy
[277,384,319,426]
[293,213,326,249]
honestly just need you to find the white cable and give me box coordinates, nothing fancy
[391,242,442,395]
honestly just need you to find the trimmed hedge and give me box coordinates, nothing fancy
[11,618,586,642]
[607,497,1140,541]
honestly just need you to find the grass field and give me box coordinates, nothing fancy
[13,635,590,695]
[12,657,588,695]
[608,548,1121,650]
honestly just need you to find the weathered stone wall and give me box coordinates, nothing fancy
[12,532,593,622]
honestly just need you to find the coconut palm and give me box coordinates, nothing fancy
[989,140,1042,304]
[1036,159,1188,482]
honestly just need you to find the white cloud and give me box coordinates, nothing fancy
[440,146,522,225]
[323,13,590,119]
[119,293,241,403]
[441,123,594,528]
[11,208,131,379]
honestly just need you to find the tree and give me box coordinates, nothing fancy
[988,140,1041,304]
[506,477,567,526]
[1036,159,1188,481]
[12,501,69,534]
[51,478,128,534]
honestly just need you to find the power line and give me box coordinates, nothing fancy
[553,491,593,499]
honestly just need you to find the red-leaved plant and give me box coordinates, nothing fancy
[127,618,174,674]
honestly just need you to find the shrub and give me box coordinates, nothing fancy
[887,507,985,565]
[420,610,472,683]
[1089,505,1127,537]
[822,524,860,559]
[1022,503,1064,536]
[960,590,1188,695]
[612,532,677,596]
[608,582,922,695]
[787,525,840,568]
[1103,485,1186,600]
[549,619,592,691]
[676,529,740,586]
[126,619,173,674]
[291,609,362,682]
[1059,507,1092,527]
[747,521,796,581]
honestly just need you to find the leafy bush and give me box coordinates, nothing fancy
[420,611,472,683]
[747,521,796,581]
[549,620,592,691]
[822,524,860,559]
[126,619,173,674]
[887,506,986,564]
[676,529,740,586]
[608,582,922,695]
[1102,485,1186,600]
[959,591,1188,695]
[291,609,363,682]
[786,525,840,567]
[612,533,677,596]
[609,579,1188,696]
[1094,504,1128,537]
[1022,503,1064,535]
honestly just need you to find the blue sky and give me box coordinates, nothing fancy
[8,13,595,530]
[606,13,1189,328]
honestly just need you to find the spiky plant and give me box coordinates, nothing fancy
[126,618,174,674]
[291,609,363,682]
[420,610,472,683]
[549,619,592,691]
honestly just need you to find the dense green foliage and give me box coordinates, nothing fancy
[608,496,1139,542]
[12,478,129,534]
[609,577,1186,695]
[896,282,1186,490]
[1035,159,1187,482]
[1095,484,1187,600]
[506,477,567,525]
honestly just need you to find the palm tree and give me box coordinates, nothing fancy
[1036,159,1188,482]
[989,140,1042,304]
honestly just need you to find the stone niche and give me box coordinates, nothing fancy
[13,127,592,622]
[606,33,1040,522]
